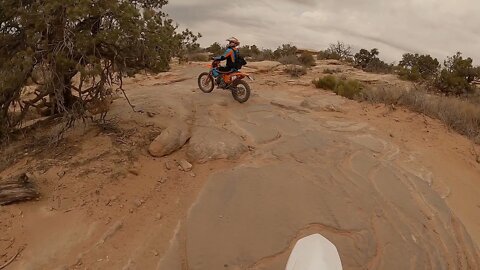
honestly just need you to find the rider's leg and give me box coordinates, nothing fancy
[217,67,232,88]
[218,66,231,73]
[212,68,220,77]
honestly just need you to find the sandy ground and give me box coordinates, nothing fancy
[1,60,479,270]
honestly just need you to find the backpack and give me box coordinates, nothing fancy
[233,50,247,70]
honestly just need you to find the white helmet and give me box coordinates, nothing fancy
[226,37,240,47]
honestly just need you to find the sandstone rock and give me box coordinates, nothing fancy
[148,123,190,157]
[245,61,282,73]
[300,96,344,112]
[179,127,480,269]
[186,127,248,163]
[178,160,193,172]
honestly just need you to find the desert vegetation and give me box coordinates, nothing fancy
[313,76,363,99]
[309,42,480,142]
[313,75,480,142]
[0,0,200,141]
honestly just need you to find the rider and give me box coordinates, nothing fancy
[213,37,241,87]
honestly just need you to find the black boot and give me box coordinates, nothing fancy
[217,77,226,89]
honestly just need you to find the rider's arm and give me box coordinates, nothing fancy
[214,48,233,61]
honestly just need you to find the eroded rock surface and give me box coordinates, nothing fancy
[186,127,248,163]
[184,129,480,269]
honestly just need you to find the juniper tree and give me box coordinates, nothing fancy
[0,0,199,138]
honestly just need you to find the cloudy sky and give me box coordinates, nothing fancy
[165,0,480,64]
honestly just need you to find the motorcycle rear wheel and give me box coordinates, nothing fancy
[231,80,251,103]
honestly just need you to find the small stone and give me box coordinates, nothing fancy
[147,112,155,118]
[476,156,480,164]
[159,178,167,184]
[165,161,172,170]
[152,250,159,257]
[57,171,66,178]
[189,172,196,177]
[389,133,394,138]
[155,214,163,220]
[134,199,144,207]
[75,258,83,266]
[178,160,193,172]
[128,169,139,176]
[129,209,134,213]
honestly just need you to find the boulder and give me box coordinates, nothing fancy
[148,123,190,157]
[187,127,247,163]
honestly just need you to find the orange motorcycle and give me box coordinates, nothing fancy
[197,60,253,103]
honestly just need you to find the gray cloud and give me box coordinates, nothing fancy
[166,0,480,63]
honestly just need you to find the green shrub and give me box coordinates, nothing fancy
[323,68,341,74]
[318,42,353,61]
[312,75,363,99]
[336,79,363,99]
[317,50,341,60]
[274,44,298,60]
[398,53,440,81]
[278,55,300,65]
[257,49,275,61]
[436,52,480,95]
[284,65,307,77]
[206,42,224,56]
[354,48,393,74]
[398,67,422,81]
[313,75,337,90]
[187,53,209,62]
[299,52,316,67]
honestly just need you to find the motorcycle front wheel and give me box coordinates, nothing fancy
[198,72,214,93]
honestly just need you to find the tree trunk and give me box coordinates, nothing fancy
[43,68,78,116]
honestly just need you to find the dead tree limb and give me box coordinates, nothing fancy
[0,173,39,205]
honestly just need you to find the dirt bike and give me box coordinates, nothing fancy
[197,60,253,103]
